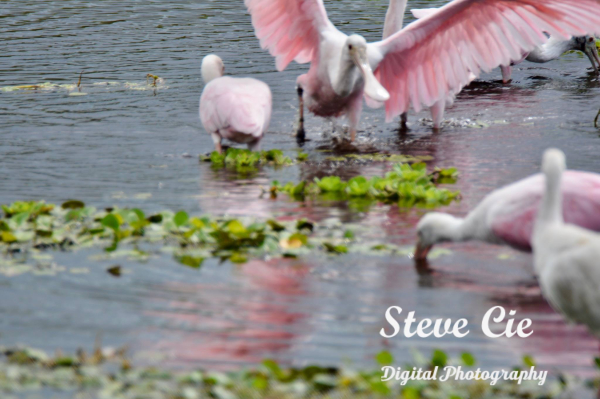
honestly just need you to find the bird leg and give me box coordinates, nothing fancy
[211,132,222,154]
[296,86,306,143]
[400,112,408,128]
[430,100,445,130]
[501,65,512,84]
[348,97,363,142]
[247,140,261,152]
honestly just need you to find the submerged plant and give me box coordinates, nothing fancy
[201,148,307,172]
[270,162,460,208]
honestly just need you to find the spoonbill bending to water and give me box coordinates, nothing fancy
[245,0,600,142]
[533,149,600,337]
[415,169,600,260]
[500,35,600,83]
[199,54,272,153]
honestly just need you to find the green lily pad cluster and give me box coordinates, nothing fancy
[0,346,591,399]
[324,153,433,164]
[0,200,410,274]
[200,148,308,172]
[271,163,460,208]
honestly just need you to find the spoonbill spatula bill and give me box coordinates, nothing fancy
[533,149,600,338]
[415,169,600,260]
[245,0,600,142]
[200,54,272,153]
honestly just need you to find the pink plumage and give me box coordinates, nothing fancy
[245,0,600,139]
[375,0,600,121]
[415,171,600,260]
[199,55,272,152]
[490,171,600,251]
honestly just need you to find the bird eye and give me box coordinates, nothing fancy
[348,44,353,50]
[589,37,595,43]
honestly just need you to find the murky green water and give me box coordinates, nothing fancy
[1,0,600,377]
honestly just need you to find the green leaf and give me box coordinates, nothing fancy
[323,242,348,254]
[267,219,286,232]
[375,351,394,366]
[227,220,247,237]
[461,352,476,367]
[1,231,17,243]
[147,214,163,223]
[431,349,447,368]
[101,214,120,232]
[61,200,85,209]
[229,253,248,263]
[176,255,204,269]
[523,355,536,368]
[173,211,189,227]
[107,265,122,277]
[315,176,346,192]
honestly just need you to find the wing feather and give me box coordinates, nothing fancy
[372,0,600,121]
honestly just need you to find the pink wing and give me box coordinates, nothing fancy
[491,171,600,251]
[244,0,336,71]
[372,0,600,121]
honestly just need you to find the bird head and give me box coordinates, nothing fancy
[201,54,225,83]
[345,35,390,102]
[583,36,600,72]
[542,148,566,179]
[414,212,461,260]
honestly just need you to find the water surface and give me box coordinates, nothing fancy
[1,0,600,376]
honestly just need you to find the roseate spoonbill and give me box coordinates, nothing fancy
[199,54,272,153]
[533,149,600,337]
[412,8,600,83]
[415,169,600,260]
[245,0,600,142]
[381,2,473,129]
[501,35,600,83]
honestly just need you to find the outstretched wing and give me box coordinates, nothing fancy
[371,0,600,121]
[245,0,337,71]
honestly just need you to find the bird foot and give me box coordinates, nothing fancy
[296,127,306,145]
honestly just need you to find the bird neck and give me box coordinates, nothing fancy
[436,216,470,243]
[333,51,360,98]
[382,0,407,39]
[537,162,564,227]
[528,37,579,63]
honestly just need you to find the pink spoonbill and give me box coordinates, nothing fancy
[415,167,600,260]
[379,1,475,129]
[412,8,600,84]
[533,149,600,338]
[200,54,272,153]
[245,0,600,142]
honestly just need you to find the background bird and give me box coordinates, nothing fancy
[245,0,600,142]
[415,169,600,260]
[199,54,272,153]
[412,8,600,84]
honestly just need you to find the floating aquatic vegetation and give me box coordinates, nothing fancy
[270,163,460,208]
[324,153,433,164]
[0,200,423,275]
[0,346,589,399]
[200,148,308,172]
[1,78,167,93]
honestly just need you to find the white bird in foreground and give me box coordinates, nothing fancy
[246,0,600,142]
[415,169,600,260]
[533,149,600,337]
[199,54,272,153]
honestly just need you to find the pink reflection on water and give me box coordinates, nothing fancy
[143,258,311,369]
